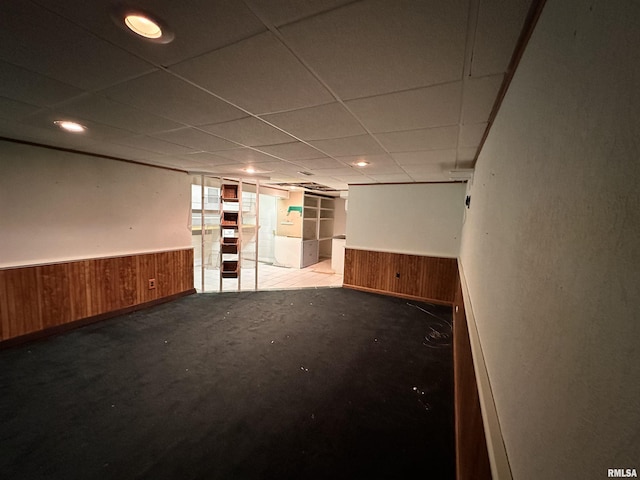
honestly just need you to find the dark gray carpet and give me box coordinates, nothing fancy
[0,287,454,479]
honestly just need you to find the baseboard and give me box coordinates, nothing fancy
[0,288,196,350]
[458,260,512,480]
[342,283,453,306]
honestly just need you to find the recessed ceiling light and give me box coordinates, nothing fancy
[125,14,162,39]
[355,161,369,167]
[111,6,174,44]
[54,120,86,133]
[245,167,256,174]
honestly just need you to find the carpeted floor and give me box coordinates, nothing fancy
[0,287,454,479]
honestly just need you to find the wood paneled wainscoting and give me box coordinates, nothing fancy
[453,275,492,480]
[0,248,195,346]
[343,248,458,305]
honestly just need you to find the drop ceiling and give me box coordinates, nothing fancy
[0,0,533,191]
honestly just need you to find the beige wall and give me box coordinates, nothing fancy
[346,182,465,258]
[459,0,640,478]
[0,141,192,268]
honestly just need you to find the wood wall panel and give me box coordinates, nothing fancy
[453,274,492,480]
[0,248,194,344]
[343,248,458,304]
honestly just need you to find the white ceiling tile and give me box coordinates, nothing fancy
[375,126,459,152]
[113,136,197,155]
[333,175,373,185]
[245,160,300,172]
[280,0,468,99]
[103,71,246,126]
[408,172,452,182]
[32,0,267,67]
[391,149,457,166]
[294,157,347,169]
[361,163,405,174]
[178,152,243,165]
[368,173,414,183]
[0,2,153,90]
[171,32,333,114]
[245,0,354,27]
[83,142,164,161]
[205,164,271,176]
[216,148,279,164]
[462,75,504,124]
[471,0,532,76]
[402,163,446,174]
[202,117,295,146]
[457,147,478,162]
[459,123,487,147]
[20,109,133,142]
[258,142,325,160]
[334,153,394,167]
[456,159,475,169]
[58,95,183,135]
[150,128,239,152]
[346,82,462,133]
[0,61,83,107]
[309,134,385,156]
[0,117,95,150]
[260,102,366,140]
[0,97,41,120]
[0,0,521,187]
[310,167,360,176]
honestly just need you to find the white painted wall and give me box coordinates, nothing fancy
[0,141,192,268]
[459,0,640,478]
[333,197,347,237]
[346,183,465,258]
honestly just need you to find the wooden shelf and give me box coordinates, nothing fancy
[221,237,238,254]
[221,184,239,201]
[221,260,239,278]
[221,211,238,227]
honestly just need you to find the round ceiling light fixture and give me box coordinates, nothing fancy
[125,14,162,39]
[355,161,369,167]
[112,6,174,44]
[54,120,87,133]
[244,167,256,174]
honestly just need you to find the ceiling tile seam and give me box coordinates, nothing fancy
[463,0,482,80]
[18,107,152,139]
[0,65,91,111]
[157,67,355,171]
[389,146,463,155]
[0,135,189,174]
[370,122,462,136]
[243,6,422,180]
[455,0,482,170]
[239,0,409,179]
[43,93,203,138]
[244,0,364,30]
[28,0,265,74]
[25,0,164,88]
[471,0,548,170]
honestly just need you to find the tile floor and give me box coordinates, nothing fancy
[194,259,343,293]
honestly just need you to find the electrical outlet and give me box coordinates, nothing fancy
[148,278,156,290]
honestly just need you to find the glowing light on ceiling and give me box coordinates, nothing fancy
[54,120,86,133]
[124,14,162,39]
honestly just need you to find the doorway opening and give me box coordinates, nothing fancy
[191,177,343,293]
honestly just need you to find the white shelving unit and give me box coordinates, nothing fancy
[302,194,334,267]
